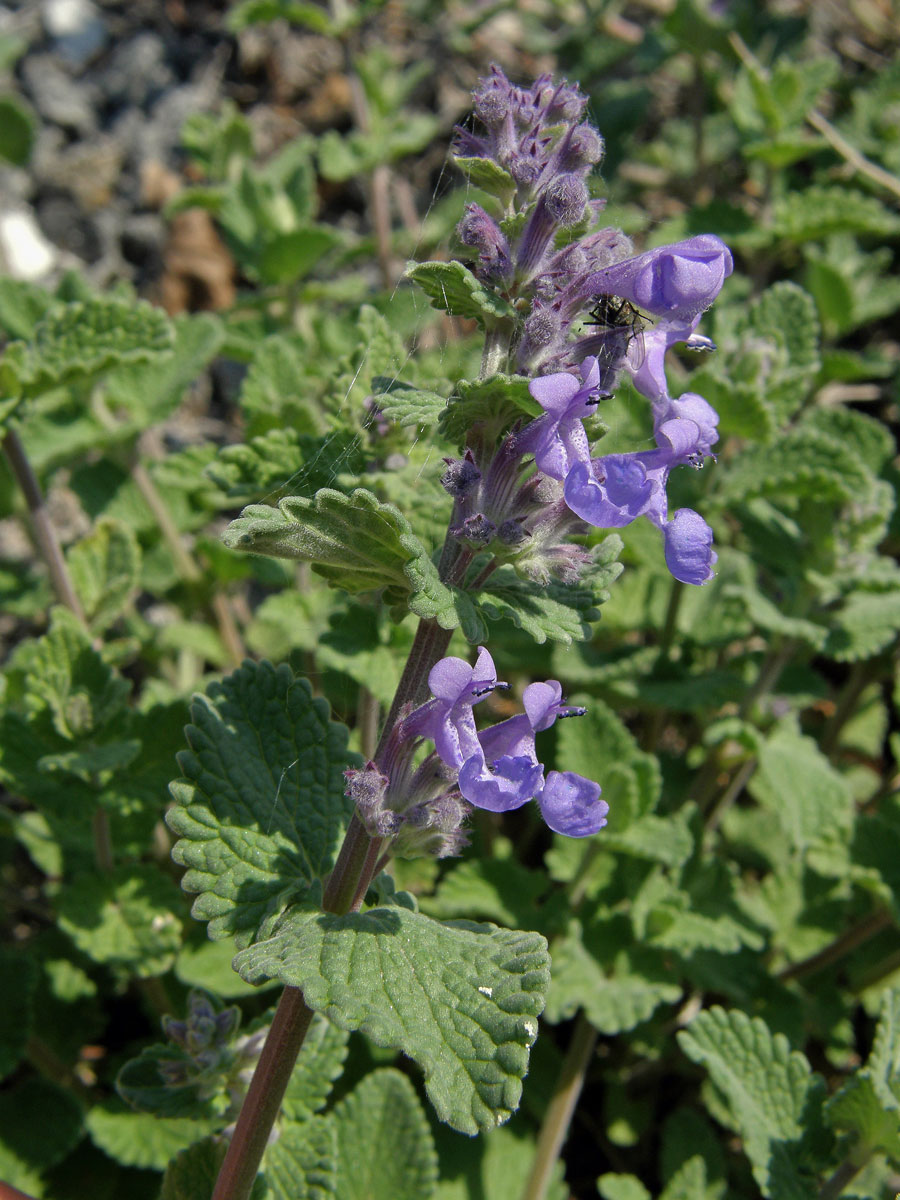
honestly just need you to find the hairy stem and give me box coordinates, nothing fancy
[212,815,382,1200]
[519,1011,598,1200]
[2,427,85,621]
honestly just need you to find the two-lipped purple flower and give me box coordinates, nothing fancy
[405,649,607,838]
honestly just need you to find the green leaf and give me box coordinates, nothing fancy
[677,1008,828,1198]
[281,1016,349,1122]
[433,1123,567,1200]
[597,1175,651,1200]
[0,949,37,1080]
[227,0,336,34]
[451,156,517,204]
[826,989,900,1158]
[404,260,517,325]
[473,559,615,645]
[774,186,900,243]
[545,924,682,1033]
[67,518,141,633]
[748,722,853,856]
[56,864,184,975]
[162,1137,268,1200]
[176,938,280,998]
[824,588,900,662]
[17,606,131,738]
[372,381,448,427]
[439,374,541,445]
[332,1069,437,1200]
[8,296,174,400]
[222,488,456,622]
[0,93,36,165]
[233,907,550,1134]
[237,333,326,436]
[425,858,550,930]
[658,1155,709,1200]
[0,1078,84,1184]
[86,1101,210,1170]
[167,660,358,945]
[103,312,224,426]
[209,429,364,506]
[263,1115,337,1200]
[0,277,54,339]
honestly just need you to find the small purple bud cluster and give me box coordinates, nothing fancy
[158,989,247,1100]
[346,648,608,852]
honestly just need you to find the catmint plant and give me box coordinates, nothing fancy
[150,65,731,1200]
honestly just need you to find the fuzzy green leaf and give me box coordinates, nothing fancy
[433,1124,567,1200]
[677,1007,828,1198]
[474,566,607,645]
[824,588,900,662]
[86,1102,210,1170]
[748,723,853,855]
[282,1016,350,1122]
[222,488,455,619]
[332,1069,438,1200]
[372,381,448,427]
[162,1137,269,1200]
[451,156,517,203]
[0,950,37,1080]
[56,864,184,975]
[67,518,141,633]
[263,1115,337,1200]
[546,922,681,1032]
[827,989,900,1158]
[404,260,517,325]
[167,660,358,946]
[7,296,174,401]
[439,374,541,445]
[233,907,550,1134]
[209,429,364,505]
[773,186,900,243]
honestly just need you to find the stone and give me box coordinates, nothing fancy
[42,0,106,66]
[0,207,58,280]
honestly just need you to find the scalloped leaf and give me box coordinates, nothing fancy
[332,1069,438,1200]
[545,927,682,1032]
[222,488,456,621]
[86,1102,211,1170]
[282,1016,350,1122]
[0,1078,85,1185]
[371,381,448,427]
[823,588,900,662]
[233,907,550,1135]
[773,186,900,243]
[56,864,184,976]
[263,1115,337,1200]
[439,374,541,445]
[404,260,517,325]
[677,1008,828,1198]
[473,566,606,645]
[208,429,364,505]
[8,296,174,401]
[826,989,900,1160]
[167,660,358,946]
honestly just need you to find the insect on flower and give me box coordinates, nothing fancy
[585,293,648,370]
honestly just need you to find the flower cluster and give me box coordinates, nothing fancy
[447,65,731,587]
[345,647,608,856]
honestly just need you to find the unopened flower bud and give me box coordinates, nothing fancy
[441,454,482,498]
[451,513,497,545]
[544,174,588,228]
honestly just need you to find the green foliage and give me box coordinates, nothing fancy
[678,1008,830,1197]
[332,1069,438,1200]
[167,660,358,945]
[405,260,518,325]
[234,907,550,1134]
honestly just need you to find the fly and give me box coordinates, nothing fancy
[584,294,647,370]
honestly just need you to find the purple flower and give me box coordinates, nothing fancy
[519,356,602,480]
[662,507,717,585]
[455,680,605,837]
[537,772,608,837]
[402,646,500,768]
[562,399,719,585]
[585,235,733,324]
